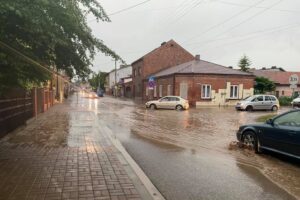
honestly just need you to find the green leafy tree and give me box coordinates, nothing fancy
[89,71,107,91]
[238,55,251,72]
[0,0,123,92]
[254,77,275,94]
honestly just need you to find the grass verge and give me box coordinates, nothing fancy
[256,114,277,122]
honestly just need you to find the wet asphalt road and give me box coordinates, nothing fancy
[84,95,299,200]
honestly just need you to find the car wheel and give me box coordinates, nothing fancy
[271,105,278,111]
[150,104,156,110]
[242,131,259,153]
[246,106,253,112]
[176,105,183,111]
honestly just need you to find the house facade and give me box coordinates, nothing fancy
[108,65,132,95]
[143,56,255,107]
[251,70,300,97]
[131,39,194,99]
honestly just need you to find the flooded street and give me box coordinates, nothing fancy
[94,96,300,200]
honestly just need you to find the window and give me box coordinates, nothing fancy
[159,85,163,97]
[252,96,264,102]
[230,85,238,99]
[145,86,148,96]
[160,97,169,102]
[282,91,285,96]
[138,67,142,75]
[274,111,300,127]
[154,86,157,98]
[133,69,136,77]
[170,97,179,101]
[201,84,211,99]
[265,96,271,101]
[167,85,172,96]
[271,96,277,101]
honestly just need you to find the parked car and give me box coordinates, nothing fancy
[145,96,189,110]
[235,95,279,111]
[291,96,300,108]
[236,110,300,159]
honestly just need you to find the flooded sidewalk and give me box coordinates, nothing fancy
[0,95,160,200]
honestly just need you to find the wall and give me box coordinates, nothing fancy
[275,85,300,97]
[143,76,174,100]
[108,66,132,90]
[132,40,194,98]
[173,74,254,106]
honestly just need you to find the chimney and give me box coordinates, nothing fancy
[271,66,277,69]
[195,55,200,61]
[161,42,167,46]
[228,66,233,69]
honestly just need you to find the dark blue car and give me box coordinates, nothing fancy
[237,110,300,159]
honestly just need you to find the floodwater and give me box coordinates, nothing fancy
[92,96,300,200]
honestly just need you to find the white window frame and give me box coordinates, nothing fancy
[159,85,163,97]
[201,84,211,99]
[145,86,149,96]
[167,85,172,96]
[230,85,239,99]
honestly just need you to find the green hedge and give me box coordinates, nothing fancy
[278,96,293,106]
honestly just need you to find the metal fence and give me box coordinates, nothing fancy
[0,87,55,138]
[0,88,33,137]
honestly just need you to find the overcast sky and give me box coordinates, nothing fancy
[88,0,300,73]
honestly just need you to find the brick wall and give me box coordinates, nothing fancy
[143,76,174,100]
[132,40,194,98]
[173,74,254,106]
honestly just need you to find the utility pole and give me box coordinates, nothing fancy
[114,58,117,97]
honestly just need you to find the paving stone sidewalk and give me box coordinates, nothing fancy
[0,97,152,200]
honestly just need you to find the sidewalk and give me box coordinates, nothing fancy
[0,95,162,200]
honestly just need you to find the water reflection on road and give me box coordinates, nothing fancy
[94,96,299,200]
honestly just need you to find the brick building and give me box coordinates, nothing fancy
[143,55,255,107]
[251,70,300,97]
[131,39,194,99]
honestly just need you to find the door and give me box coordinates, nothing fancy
[251,95,264,110]
[157,97,170,109]
[264,95,273,110]
[261,111,300,156]
[180,83,188,100]
[168,97,179,109]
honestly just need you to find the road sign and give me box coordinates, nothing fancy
[289,74,299,85]
[148,76,155,90]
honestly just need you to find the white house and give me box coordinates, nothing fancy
[108,65,132,91]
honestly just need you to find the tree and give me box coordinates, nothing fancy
[0,0,123,92]
[238,55,251,72]
[254,77,275,94]
[89,71,107,91]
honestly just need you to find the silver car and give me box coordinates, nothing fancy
[145,96,189,110]
[235,95,279,111]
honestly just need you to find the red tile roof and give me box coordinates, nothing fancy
[252,70,300,85]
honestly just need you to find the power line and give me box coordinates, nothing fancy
[218,0,300,14]
[211,0,284,39]
[183,0,267,43]
[169,0,206,24]
[199,23,300,52]
[186,22,298,47]
[88,0,152,22]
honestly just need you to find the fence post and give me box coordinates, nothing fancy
[32,88,37,117]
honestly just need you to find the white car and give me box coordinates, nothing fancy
[292,96,300,108]
[145,96,189,110]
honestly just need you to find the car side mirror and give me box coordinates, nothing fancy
[266,119,273,125]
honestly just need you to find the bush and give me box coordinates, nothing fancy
[278,96,293,106]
